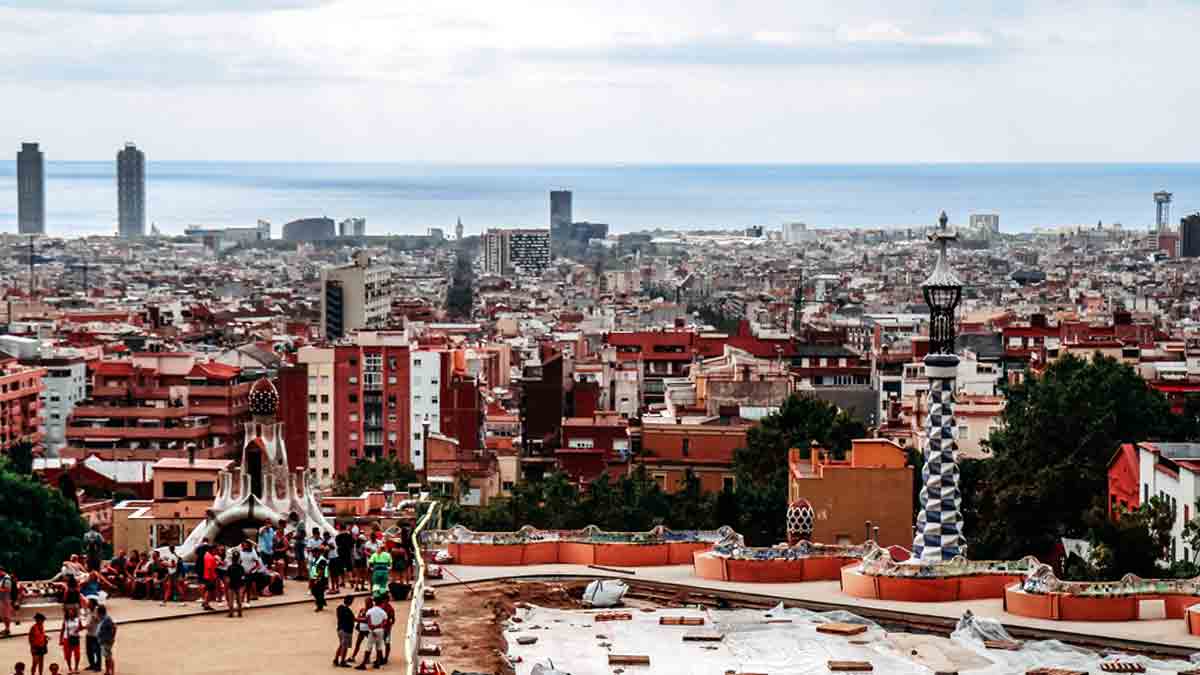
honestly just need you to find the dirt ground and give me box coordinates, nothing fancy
[427,580,669,675]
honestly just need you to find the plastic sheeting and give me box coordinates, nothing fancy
[506,605,1197,675]
[581,579,628,607]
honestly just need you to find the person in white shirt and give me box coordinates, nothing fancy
[356,602,388,670]
[60,606,83,674]
[235,542,263,602]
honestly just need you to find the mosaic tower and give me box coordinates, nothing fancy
[913,211,966,561]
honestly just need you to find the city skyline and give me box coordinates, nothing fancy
[2,1,1199,163]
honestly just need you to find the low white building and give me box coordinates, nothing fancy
[1129,442,1200,563]
[410,349,442,471]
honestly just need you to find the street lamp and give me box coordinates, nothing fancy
[922,211,962,356]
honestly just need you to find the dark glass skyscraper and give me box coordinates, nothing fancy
[550,189,572,230]
[117,143,145,238]
[17,143,45,235]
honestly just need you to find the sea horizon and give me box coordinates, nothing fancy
[3,160,1199,237]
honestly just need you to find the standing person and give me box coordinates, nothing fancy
[159,546,179,607]
[82,527,104,575]
[272,521,288,576]
[354,599,387,670]
[352,535,367,591]
[61,578,80,622]
[0,566,14,638]
[334,596,355,667]
[191,539,211,582]
[334,524,353,594]
[349,596,372,664]
[29,614,49,675]
[289,513,307,582]
[235,540,262,604]
[367,546,391,598]
[375,596,395,666]
[257,524,275,574]
[59,608,81,675]
[225,547,244,618]
[308,548,329,612]
[200,546,218,611]
[81,600,100,672]
[95,606,115,675]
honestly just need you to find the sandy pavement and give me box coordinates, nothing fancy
[0,600,409,675]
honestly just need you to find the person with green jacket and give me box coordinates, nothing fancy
[367,546,392,596]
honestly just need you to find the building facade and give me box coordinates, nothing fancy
[482,228,551,277]
[968,213,1000,234]
[0,357,45,454]
[117,143,145,238]
[17,142,45,235]
[410,349,442,471]
[550,190,572,230]
[38,356,87,455]
[1182,214,1200,258]
[320,251,394,339]
[297,347,337,484]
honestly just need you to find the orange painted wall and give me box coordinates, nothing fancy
[841,568,1023,602]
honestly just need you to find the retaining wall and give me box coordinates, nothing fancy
[1006,583,1199,622]
[841,565,1024,601]
[445,540,711,567]
[693,551,857,583]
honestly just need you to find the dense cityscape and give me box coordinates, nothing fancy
[5,136,1200,673]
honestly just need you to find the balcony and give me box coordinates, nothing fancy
[66,424,210,441]
[72,405,191,420]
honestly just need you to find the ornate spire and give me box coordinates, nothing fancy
[922,211,962,356]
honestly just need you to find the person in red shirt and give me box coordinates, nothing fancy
[29,613,49,675]
[201,549,219,611]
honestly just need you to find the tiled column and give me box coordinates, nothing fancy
[912,354,965,561]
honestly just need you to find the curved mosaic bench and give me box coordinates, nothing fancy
[693,540,867,583]
[1007,563,1200,623]
[419,524,742,567]
[841,543,1039,602]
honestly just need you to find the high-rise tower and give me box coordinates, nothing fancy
[1155,191,1173,233]
[17,143,45,235]
[117,143,146,238]
[550,190,572,231]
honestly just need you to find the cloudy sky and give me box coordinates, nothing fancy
[1,0,1196,162]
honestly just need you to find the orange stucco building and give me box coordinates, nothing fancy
[788,438,913,548]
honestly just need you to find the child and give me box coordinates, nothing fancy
[29,613,49,675]
[13,662,26,675]
[226,547,244,618]
[334,596,355,667]
[47,665,59,675]
[60,608,81,674]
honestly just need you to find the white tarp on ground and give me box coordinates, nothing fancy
[581,580,628,607]
[505,604,1196,675]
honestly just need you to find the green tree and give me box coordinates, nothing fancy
[970,354,1177,560]
[332,458,419,497]
[666,470,719,530]
[731,394,856,545]
[7,440,34,475]
[0,458,88,579]
[1083,496,1176,579]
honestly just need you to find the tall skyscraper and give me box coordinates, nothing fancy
[1155,191,1173,233]
[117,143,146,238]
[17,143,45,235]
[1182,213,1200,258]
[550,190,572,230]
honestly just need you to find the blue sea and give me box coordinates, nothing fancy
[2,162,1200,237]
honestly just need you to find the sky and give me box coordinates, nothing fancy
[1,0,1197,163]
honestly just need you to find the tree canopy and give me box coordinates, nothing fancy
[0,457,88,579]
[968,354,1181,561]
[332,458,419,498]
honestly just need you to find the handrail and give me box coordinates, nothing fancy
[404,499,439,675]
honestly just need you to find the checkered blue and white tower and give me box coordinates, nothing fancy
[913,211,966,562]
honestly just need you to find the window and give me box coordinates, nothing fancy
[1143,484,1149,502]
[431,397,439,405]
[321,413,329,422]
[309,450,316,458]
[349,358,358,367]
[652,473,667,490]
[388,414,397,423]
[322,431,330,440]
[388,357,397,370]
[722,476,736,493]
[194,481,215,498]
[321,376,330,384]
[322,468,330,477]
[388,432,397,442]
[350,413,359,423]
[414,433,422,441]
[349,393,358,404]
[308,395,317,403]
[388,376,397,385]
[321,395,329,404]
[568,438,595,449]
[681,438,690,457]
[162,481,188,499]
[322,450,329,458]
[414,358,422,367]
[958,425,969,439]
[350,448,357,458]
[350,432,359,441]
[308,413,317,422]
[309,432,317,442]
[308,376,317,385]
